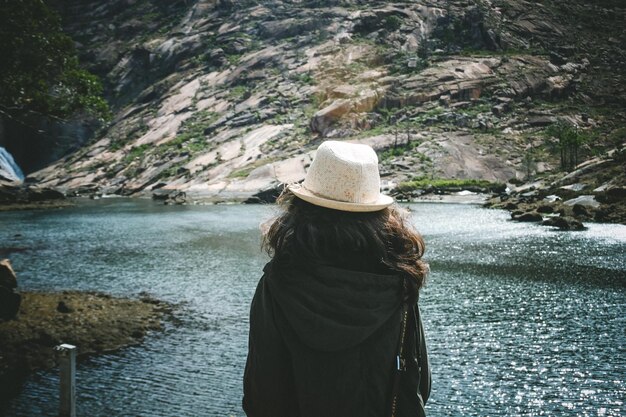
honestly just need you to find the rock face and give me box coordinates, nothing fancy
[0,259,21,320]
[9,0,624,209]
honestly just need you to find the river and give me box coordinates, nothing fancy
[0,199,624,417]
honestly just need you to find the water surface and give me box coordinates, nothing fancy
[0,200,624,416]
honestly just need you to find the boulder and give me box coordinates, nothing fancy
[310,99,353,135]
[208,48,227,67]
[512,211,543,222]
[244,184,282,204]
[0,259,20,320]
[0,288,21,321]
[0,259,17,289]
[536,204,554,214]
[596,187,626,204]
[563,195,600,208]
[27,187,65,202]
[152,189,187,205]
[572,203,592,219]
[541,216,586,231]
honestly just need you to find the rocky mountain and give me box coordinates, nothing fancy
[8,0,626,213]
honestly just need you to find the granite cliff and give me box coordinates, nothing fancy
[3,0,625,220]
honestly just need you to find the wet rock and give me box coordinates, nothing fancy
[0,184,19,203]
[541,216,586,231]
[0,259,17,290]
[244,184,282,204]
[596,187,626,204]
[512,211,543,222]
[0,259,20,320]
[152,188,187,205]
[572,203,595,220]
[0,288,21,321]
[594,203,626,224]
[0,184,66,206]
[536,204,554,214]
[26,188,65,202]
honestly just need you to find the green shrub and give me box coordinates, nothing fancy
[397,178,506,192]
[383,15,402,31]
[0,0,110,122]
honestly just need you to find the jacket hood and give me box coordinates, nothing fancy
[264,262,404,352]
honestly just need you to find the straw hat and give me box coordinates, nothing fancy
[288,141,394,212]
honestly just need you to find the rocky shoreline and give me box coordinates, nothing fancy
[2,179,624,229]
[0,181,71,212]
[0,290,171,401]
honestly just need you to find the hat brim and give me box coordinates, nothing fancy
[288,184,394,212]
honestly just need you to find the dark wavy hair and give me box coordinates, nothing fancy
[262,189,428,299]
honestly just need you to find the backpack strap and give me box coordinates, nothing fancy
[389,301,409,417]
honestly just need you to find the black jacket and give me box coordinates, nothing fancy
[243,262,431,417]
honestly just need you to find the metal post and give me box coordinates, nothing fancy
[55,344,76,417]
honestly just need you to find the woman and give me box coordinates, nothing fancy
[243,141,431,417]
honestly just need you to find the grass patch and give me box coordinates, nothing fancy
[119,111,218,169]
[458,47,548,57]
[228,85,250,100]
[455,102,492,116]
[166,111,219,152]
[292,71,316,85]
[226,53,242,66]
[397,178,505,192]
[123,144,151,164]
[227,157,277,179]
[379,141,420,160]
[229,167,254,179]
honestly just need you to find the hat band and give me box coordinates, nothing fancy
[297,183,378,204]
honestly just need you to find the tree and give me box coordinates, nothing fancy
[545,122,589,171]
[0,0,109,124]
[522,142,535,180]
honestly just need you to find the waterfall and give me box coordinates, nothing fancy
[0,146,24,183]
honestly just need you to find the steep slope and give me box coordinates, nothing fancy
[26,0,625,207]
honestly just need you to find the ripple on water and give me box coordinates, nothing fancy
[0,201,624,417]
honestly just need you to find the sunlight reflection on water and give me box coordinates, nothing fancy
[0,200,624,417]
